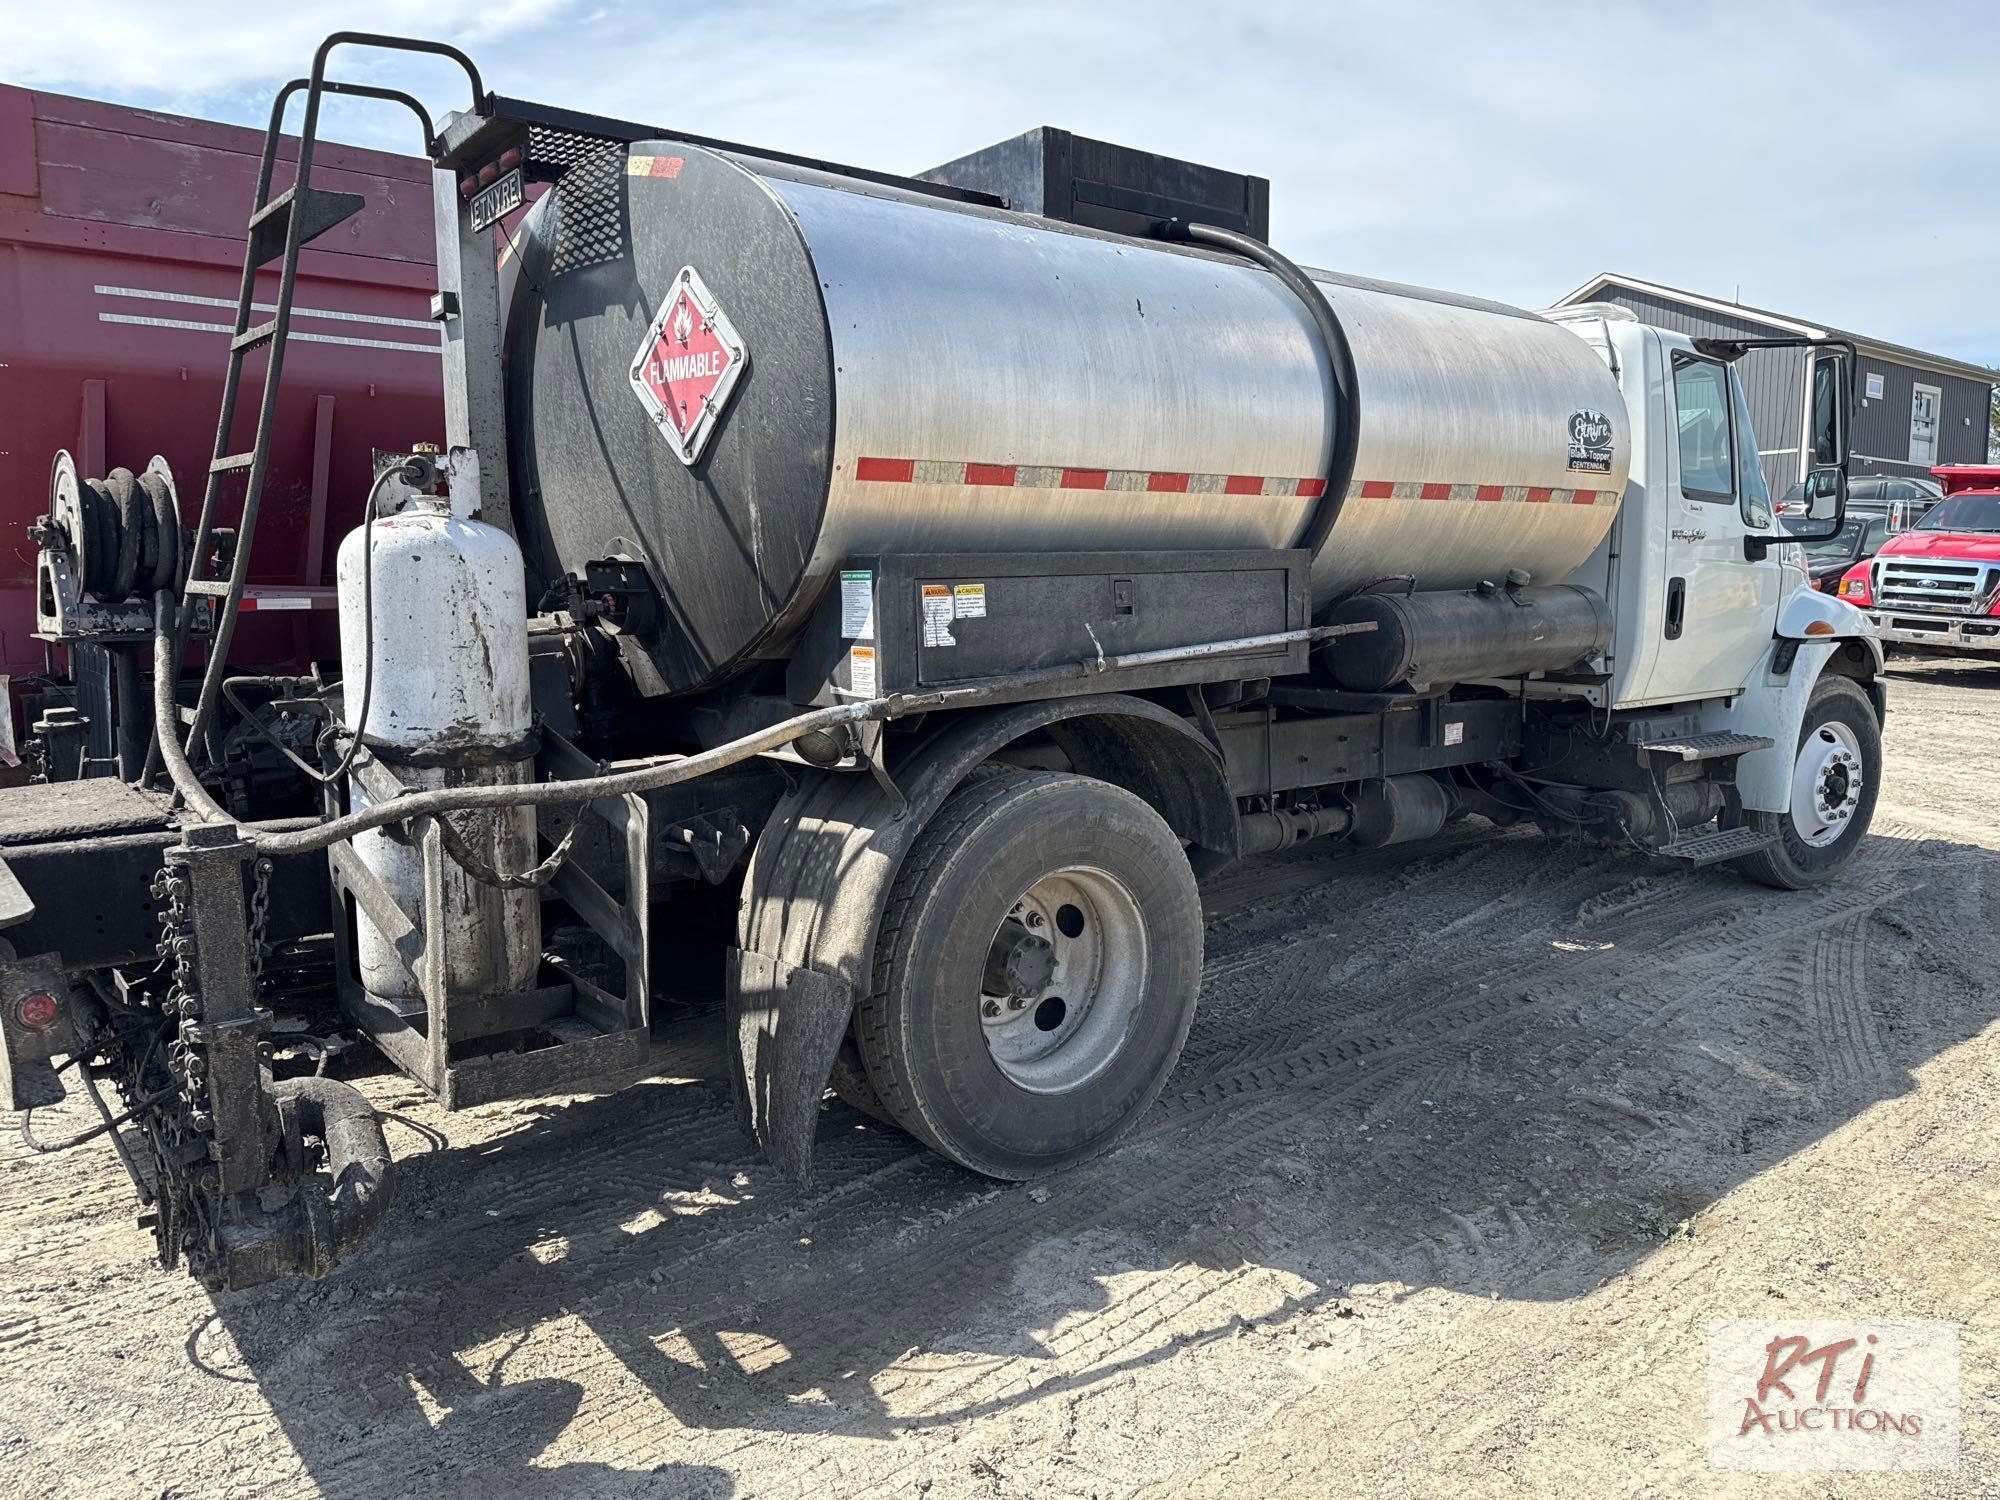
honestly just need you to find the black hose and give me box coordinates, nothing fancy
[1157,220,1362,573]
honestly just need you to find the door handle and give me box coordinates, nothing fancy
[1665,576,1686,640]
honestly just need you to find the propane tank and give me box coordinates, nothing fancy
[336,483,539,1006]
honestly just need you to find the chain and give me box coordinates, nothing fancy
[247,857,273,999]
[145,859,220,1271]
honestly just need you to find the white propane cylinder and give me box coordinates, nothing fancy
[336,493,540,1005]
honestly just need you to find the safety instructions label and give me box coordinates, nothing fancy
[920,584,956,647]
[840,569,875,639]
[953,582,987,618]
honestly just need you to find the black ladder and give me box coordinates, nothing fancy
[159,34,482,774]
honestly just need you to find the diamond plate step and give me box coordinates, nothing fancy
[1657,825,1778,866]
[1633,730,1774,762]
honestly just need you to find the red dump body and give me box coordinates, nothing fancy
[0,83,443,685]
[1931,465,2000,498]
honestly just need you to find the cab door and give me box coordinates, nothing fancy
[1638,353,1785,703]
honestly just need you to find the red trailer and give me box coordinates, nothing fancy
[0,82,442,762]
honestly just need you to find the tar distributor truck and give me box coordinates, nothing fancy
[0,34,1883,1291]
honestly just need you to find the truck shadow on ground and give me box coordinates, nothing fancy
[192,818,1999,1498]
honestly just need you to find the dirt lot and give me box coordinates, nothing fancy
[3,657,1997,1499]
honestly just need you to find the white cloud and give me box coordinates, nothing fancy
[10,0,1996,366]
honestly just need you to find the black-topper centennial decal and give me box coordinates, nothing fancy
[1567,409,1614,473]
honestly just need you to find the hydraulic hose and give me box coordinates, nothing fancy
[1157,220,1362,572]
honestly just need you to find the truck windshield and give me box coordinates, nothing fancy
[1915,493,2000,533]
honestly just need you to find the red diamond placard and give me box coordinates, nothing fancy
[629,265,747,466]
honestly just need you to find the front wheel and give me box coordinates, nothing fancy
[1734,673,1881,890]
[853,768,1203,1179]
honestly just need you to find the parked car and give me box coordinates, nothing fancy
[1800,512,1892,593]
[1779,474,1941,528]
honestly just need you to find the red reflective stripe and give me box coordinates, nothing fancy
[238,598,258,612]
[1148,472,1190,492]
[1060,468,1109,489]
[1419,482,1452,500]
[1358,479,1395,499]
[1475,484,1505,501]
[1296,478,1327,497]
[1525,487,1553,503]
[1225,474,1264,495]
[964,463,1016,486]
[856,456,914,482]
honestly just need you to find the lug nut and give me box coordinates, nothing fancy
[981,999,1001,1018]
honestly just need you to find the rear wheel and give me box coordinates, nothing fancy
[854,769,1202,1178]
[1734,674,1881,890]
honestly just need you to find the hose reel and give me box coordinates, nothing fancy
[45,450,188,603]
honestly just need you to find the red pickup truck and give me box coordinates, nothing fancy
[1838,465,2000,658]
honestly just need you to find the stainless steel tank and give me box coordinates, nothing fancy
[504,143,1631,698]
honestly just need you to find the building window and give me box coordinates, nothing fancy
[1909,383,1942,466]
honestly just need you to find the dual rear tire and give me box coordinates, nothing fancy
[851,769,1202,1179]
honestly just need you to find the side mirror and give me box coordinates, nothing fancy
[1785,466,1847,543]
[1809,351,1850,468]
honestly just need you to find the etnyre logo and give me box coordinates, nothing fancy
[1707,1320,1959,1471]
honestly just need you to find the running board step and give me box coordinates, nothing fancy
[1633,730,1774,763]
[1657,825,1777,866]
[246,186,366,267]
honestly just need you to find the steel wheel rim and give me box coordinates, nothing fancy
[978,865,1149,1094]
[1789,720,1863,848]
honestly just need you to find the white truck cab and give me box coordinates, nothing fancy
[1541,303,1883,877]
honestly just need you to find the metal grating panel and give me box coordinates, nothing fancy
[544,144,627,279]
[1632,730,1774,762]
[1658,825,1777,865]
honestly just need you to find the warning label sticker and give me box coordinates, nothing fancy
[840,569,874,639]
[920,584,956,647]
[953,582,987,619]
[628,266,747,467]
[1567,409,1615,473]
[848,644,877,697]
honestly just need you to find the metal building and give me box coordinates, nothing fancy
[1555,273,1995,498]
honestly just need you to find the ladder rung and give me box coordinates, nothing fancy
[210,452,256,474]
[183,579,233,597]
[231,319,279,353]
[246,185,366,268]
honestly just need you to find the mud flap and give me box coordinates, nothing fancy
[725,948,855,1186]
[0,856,68,1112]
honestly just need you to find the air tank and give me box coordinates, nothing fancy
[336,495,539,1005]
[504,142,1632,698]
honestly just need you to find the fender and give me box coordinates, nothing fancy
[728,693,1231,1183]
[1691,636,1877,814]
[1776,584,1882,656]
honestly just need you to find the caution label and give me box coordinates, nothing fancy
[953,582,987,618]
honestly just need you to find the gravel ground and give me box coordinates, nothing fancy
[2,656,1996,1499]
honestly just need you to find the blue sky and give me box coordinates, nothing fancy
[10,1,1997,369]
